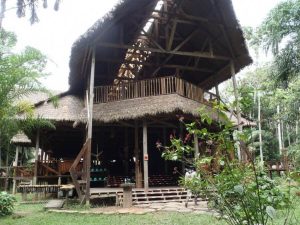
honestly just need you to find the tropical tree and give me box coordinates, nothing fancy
[221,63,300,162]
[251,0,300,85]
[0,29,48,169]
[0,0,60,28]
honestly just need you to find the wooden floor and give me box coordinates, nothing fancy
[90,186,180,195]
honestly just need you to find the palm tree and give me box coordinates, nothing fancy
[0,0,61,28]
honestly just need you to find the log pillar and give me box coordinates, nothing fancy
[12,146,19,194]
[134,121,142,188]
[85,50,96,205]
[33,129,40,185]
[143,121,149,190]
[163,128,168,174]
[194,135,199,160]
[124,128,129,175]
[179,123,185,173]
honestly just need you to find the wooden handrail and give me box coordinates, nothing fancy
[94,76,219,104]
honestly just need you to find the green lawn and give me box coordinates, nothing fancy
[1,194,299,225]
[1,203,224,225]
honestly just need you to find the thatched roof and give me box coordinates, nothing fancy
[21,94,84,122]
[24,92,254,127]
[77,94,253,126]
[11,132,31,145]
[20,91,61,105]
[69,0,252,93]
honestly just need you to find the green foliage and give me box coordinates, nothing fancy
[288,143,300,170]
[251,0,300,84]
[211,164,290,225]
[0,192,16,216]
[0,29,52,166]
[222,64,300,162]
[160,103,295,225]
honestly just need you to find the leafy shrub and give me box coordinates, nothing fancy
[160,104,294,225]
[0,192,16,216]
[209,164,290,225]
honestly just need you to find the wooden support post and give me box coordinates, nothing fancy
[231,61,243,161]
[12,146,19,194]
[180,123,185,172]
[4,146,9,191]
[143,121,149,190]
[124,127,129,175]
[33,129,40,185]
[194,135,199,160]
[163,128,168,174]
[134,121,142,188]
[85,50,96,205]
[215,85,220,99]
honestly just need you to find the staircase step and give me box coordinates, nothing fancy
[116,188,199,206]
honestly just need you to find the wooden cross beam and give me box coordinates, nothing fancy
[96,57,213,73]
[96,42,230,61]
[199,62,230,89]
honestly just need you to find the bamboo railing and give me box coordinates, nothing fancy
[94,76,218,104]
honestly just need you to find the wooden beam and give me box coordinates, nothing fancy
[33,129,40,185]
[140,28,165,52]
[134,121,143,188]
[167,20,177,51]
[199,62,230,89]
[97,42,230,61]
[173,28,200,52]
[142,121,149,190]
[85,50,96,205]
[148,119,177,128]
[12,146,19,194]
[96,58,213,73]
[153,9,224,26]
[124,128,129,175]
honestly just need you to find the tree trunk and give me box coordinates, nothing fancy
[258,93,263,165]
[277,106,283,155]
[286,124,291,147]
[231,61,244,161]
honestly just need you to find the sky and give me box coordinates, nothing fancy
[3,0,284,91]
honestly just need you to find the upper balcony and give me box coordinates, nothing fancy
[94,76,218,105]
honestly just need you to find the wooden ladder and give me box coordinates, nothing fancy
[69,139,91,204]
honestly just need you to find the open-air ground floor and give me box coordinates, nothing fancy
[2,193,300,225]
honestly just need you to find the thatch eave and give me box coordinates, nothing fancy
[76,94,253,126]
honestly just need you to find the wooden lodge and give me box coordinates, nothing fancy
[13,0,252,203]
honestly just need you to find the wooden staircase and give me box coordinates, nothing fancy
[117,187,191,205]
[69,139,91,204]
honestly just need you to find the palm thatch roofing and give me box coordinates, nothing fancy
[19,93,84,123]
[26,93,254,127]
[69,0,252,93]
[77,94,253,126]
[11,131,31,145]
[20,91,60,105]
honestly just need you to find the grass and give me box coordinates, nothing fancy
[1,203,225,225]
[1,192,299,225]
